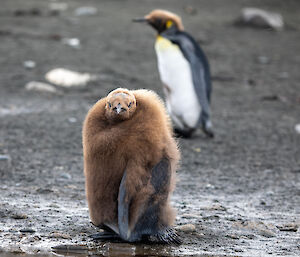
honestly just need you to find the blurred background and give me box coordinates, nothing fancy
[0,0,299,256]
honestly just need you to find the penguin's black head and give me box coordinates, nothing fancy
[133,9,184,34]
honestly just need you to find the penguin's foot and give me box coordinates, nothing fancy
[89,231,121,241]
[202,121,214,138]
[152,228,182,245]
[202,126,214,138]
[174,128,194,138]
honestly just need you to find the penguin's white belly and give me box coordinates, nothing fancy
[155,36,200,130]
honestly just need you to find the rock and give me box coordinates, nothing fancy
[181,213,201,219]
[68,117,77,123]
[45,68,95,87]
[62,38,81,49]
[10,245,24,253]
[278,71,289,79]
[25,81,57,94]
[258,228,276,238]
[193,147,201,153]
[49,232,71,239]
[175,224,196,232]
[0,154,10,160]
[23,60,36,69]
[276,224,298,232]
[295,124,300,134]
[205,183,215,189]
[20,228,36,233]
[36,188,54,194]
[59,172,72,180]
[233,220,277,238]
[226,234,239,239]
[235,8,284,30]
[49,3,68,12]
[208,204,227,211]
[74,6,98,16]
[0,154,11,174]
[11,213,28,219]
[257,55,270,64]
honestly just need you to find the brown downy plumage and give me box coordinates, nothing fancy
[82,88,181,244]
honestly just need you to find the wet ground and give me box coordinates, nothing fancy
[0,0,300,256]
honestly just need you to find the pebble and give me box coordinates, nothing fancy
[11,213,28,219]
[45,68,95,87]
[235,7,284,30]
[175,224,196,232]
[25,81,57,94]
[62,38,81,49]
[276,223,298,232]
[0,154,10,161]
[20,228,36,233]
[181,213,201,219]
[68,117,77,123]
[74,6,98,16]
[49,2,68,12]
[36,188,54,194]
[23,60,36,69]
[226,234,239,239]
[278,71,289,79]
[257,56,270,64]
[258,228,276,238]
[234,220,276,238]
[295,124,300,134]
[60,172,72,180]
[49,232,71,239]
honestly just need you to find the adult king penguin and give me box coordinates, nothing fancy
[133,9,214,138]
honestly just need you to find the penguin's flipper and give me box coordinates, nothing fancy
[118,169,130,241]
[118,158,180,244]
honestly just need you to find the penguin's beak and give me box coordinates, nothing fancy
[132,17,148,23]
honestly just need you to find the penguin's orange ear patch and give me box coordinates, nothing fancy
[166,20,173,28]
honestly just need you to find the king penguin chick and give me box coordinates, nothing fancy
[133,9,214,138]
[82,88,181,244]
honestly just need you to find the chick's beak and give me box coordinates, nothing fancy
[116,103,122,114]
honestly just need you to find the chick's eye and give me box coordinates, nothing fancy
[128,102,132,108]
[108,103,112,108]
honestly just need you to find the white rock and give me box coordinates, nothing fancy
[45,68,94,87]
[68,117,77,123]
[239,7,284,30]
[25,81,57,93]
[295,124,300,134]
[23,60,36,69]
[74,6,98,16]
[49,3,68,12]
[175,224,196,232]
[62,38,81,49]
